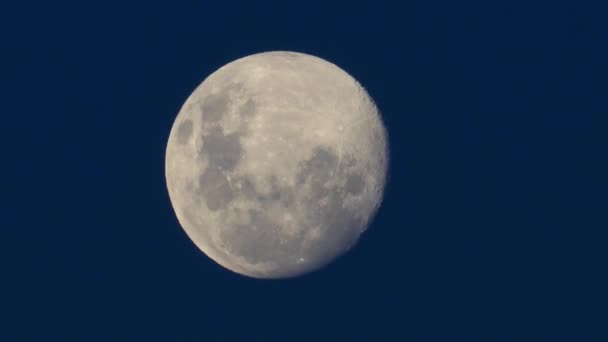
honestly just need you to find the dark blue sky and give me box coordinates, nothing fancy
[3,1,605,341]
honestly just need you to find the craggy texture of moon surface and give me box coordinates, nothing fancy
[165,51,388,279]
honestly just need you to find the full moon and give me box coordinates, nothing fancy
[165,51,388,278]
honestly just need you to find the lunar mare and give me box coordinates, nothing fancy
[165,51,388,278]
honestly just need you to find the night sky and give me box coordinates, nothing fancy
[4,1,605,341]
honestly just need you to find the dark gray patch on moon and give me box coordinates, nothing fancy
[269,177,283,201]
[201,128,242,171]
[221,209,302,267]
[280,187,295,208]
[293,145,364,263]
[296,146,338,186]
[343,154,357,168]
[345,173,365,195]
[239,99,256,117]
[176,120,193,144]
[201,92,229,122]
[232,173,296,210]
[233,176,257,199]
[305,212,362,263]
[197,167,234,211]
[303,184,362,263]
[259,175,284,202]
[209,144,365,273]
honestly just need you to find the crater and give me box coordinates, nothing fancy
[197,167,234,211]
[201,92,229,122]
[176,119,193,145]
[201,128,242,171]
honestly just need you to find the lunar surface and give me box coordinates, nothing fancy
[165,51,388,278]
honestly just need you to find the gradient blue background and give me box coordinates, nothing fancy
[3,1,605,340]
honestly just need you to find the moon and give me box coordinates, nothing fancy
[165,51,388,278]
